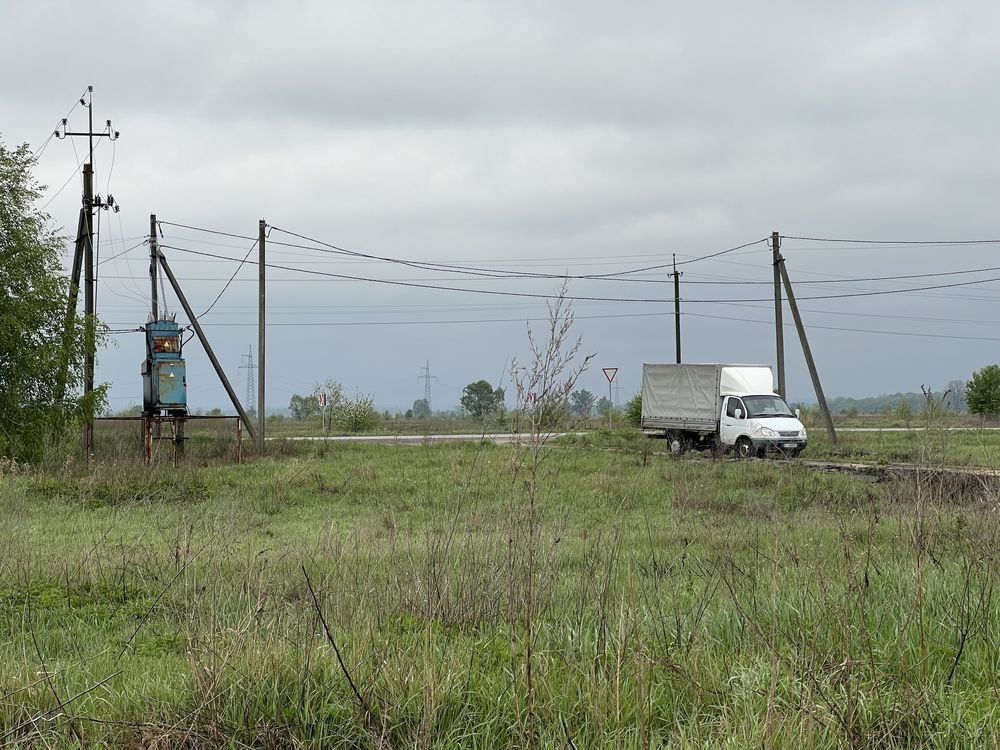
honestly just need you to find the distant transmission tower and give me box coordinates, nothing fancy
[239,346,257,415]
[614,382,624,406]
[418,360,437,413]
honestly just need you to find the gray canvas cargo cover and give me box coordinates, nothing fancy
[641,364,774,429]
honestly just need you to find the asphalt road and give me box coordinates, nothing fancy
[271,426,998,445]
[273,432,574,445]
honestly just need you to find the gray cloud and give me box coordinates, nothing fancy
[5,0,1000,411]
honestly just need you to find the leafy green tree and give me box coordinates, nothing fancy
[289,393,320,420]
[412,399,431,419]
[624,393,642,427]
[530,395,570,430]
[966,365,1000,418]
[895,399,913,426]
[569,389,595,416]
[460,380,505,420]
[334,394,380,432]
[0,140,104,461]
[596,396,613,416]
[312,379,344,409]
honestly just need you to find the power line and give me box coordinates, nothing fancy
[98,310,1000,343]
[783,235,1000,246]
[162,218,770,277]
[155,220,1000,293]
[712,300,1000,328]
[97,239,147,267]
[686,311,1000,343]
[675,238,770,266]
[158,244,675,303]
[38,146,94,212]
[115,213,148,300]
[267,226,770,280]
[31,87,89,159]
[92,270,1000,304]
[156,242,1000,305]
[95,297,1000,328]
[645,264,1000,286]
[156,220,256,242]
[197,240,258,319]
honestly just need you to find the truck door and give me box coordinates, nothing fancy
[719,396,746,447]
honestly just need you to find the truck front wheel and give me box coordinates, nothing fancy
[735,437,757,460]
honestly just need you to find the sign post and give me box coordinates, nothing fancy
[318,392,328,434]
[602,368,618,429]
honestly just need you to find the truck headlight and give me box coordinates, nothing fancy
[759,427,776,437]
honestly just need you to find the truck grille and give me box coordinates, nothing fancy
[778,430,800,438]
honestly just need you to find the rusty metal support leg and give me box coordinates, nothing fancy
[171,419,177,468]
[236,418,242,464]
[144,418,153,466]
[174,415,185,460]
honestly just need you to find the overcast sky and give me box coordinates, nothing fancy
[5,1,1000,413]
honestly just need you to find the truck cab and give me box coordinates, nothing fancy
[720,394,807,458]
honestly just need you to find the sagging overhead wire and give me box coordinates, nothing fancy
[158,218,770,279]
[198,239,258,319]
[159,244,675,304]
[98,310,1000,345]
[686,311,1000,343]
[267,226,771,280]
[156,242,1000,304]
[156,220,256,243]
[155,220,1000,289]
[97,239,147,267]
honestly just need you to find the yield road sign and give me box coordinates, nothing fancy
[602,367,618,383]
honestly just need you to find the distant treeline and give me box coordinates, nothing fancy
[798,382,967,415]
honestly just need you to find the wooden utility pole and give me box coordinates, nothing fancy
[776,258,837,444]
[670,254,682,363]
[772,231,785,400]
[82,162,95,455]
[54,87,119,456]
[258,219,266,452]
[54,211,87,412]
[149,214,158,320]
[148,214,160,441]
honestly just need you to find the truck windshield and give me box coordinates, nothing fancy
[743,395,795,419]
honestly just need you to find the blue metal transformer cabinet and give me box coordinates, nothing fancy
[142,319,187,414]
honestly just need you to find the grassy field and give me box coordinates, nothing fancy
[804,427,1000,468]
[562,424,1000,470]
[3,438,1000,747]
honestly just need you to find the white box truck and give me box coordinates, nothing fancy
[641,363,807,458]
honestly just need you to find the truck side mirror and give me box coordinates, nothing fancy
[795,408,801,419]
[735,408,743,420]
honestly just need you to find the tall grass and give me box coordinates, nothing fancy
[1,440,999,747]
